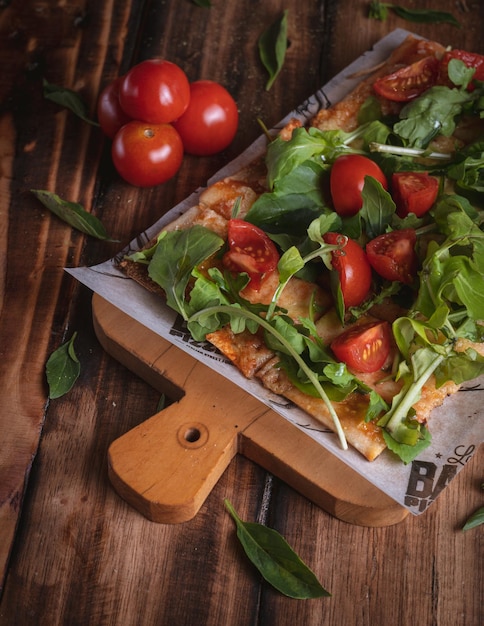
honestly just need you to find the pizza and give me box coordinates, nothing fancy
[119,34,484,462]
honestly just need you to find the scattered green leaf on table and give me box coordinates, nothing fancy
[43,79,99,125]
[46,333,80,399]
[258,10,289,91]
[224,499,330,599]
[31,189,118,241]
[368,2,460,27]
[463,506,484,531]
[191,0,211,6]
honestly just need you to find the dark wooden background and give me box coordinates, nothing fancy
[0,1,482,624]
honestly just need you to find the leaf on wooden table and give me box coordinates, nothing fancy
[258,10,289,91]
[43,78,99,125]
[46,333,81,399]
[224,499,331,599]
[31,189,118,241]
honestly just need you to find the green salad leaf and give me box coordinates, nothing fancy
[46,333,80,399]
[258,10,289,91]
[31,189,118,241]
[224,499,330,599]
[368,2,460,27]
[43,79,99,125]
[462,507,484,531]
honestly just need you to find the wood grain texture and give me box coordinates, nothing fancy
[0,0,482,624]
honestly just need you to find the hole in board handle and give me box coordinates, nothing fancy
[177,422,209,449]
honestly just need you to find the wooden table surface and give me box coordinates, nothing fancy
[1,1,482,624]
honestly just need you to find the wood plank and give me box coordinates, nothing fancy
[0,0,482,624]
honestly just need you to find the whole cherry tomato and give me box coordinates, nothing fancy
[111,120,184,187]
[366,229,418,285]
[373,56,440,102]
[222,219,279,290]
[119,59,190,124]
[172,80,239,155]
[331,320,392,373]
[97,77,132,139]
[392,172,439,218]
[323,233,372,308]
[330,155,388,217]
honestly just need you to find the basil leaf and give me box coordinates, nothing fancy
[46,333,80,399]
[359,176,396,239]
[391,6,460,27]
[224,499,330,599]
[258,10,289,91]
[368,2,460,27]
[31,189,118,241]
[191,0,211,5]
[462,506,484,531]
[43,79,99,125]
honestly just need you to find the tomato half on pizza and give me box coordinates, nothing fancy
[120,35,484,463]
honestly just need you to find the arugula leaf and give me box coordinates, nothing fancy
[43,79,99,125]
[224,499,330,599]
[383,425,432,464]
[245,160,327,234]
[148,225,224,320]
[415,196,484,322]
[46,333,80,399]
[394,86,472,148]
[31,189,118,241]
[258,10,289,91]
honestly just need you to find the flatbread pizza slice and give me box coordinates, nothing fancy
[119,34,484,462]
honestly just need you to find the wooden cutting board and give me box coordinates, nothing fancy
[92,294,408,527]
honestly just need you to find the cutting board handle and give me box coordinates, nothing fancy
[93,295,408,526]
[107,357,269,523]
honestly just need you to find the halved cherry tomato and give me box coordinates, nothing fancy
[330,320,392,373]
[373,56,439,102]
[330,155,387,217]
[366,229,418,285]
[438,49,484,89]
[222,219,279,290]
[392,172,439,217]
[323,233,372,307]
[97,77,132,139]
[111,120,184,187]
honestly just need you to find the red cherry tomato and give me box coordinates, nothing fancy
[392,172,439,218]
[438,49,484,88]
[366,229,418,285]
[172,80,239,156]
[222,219,279,290]
[111,120,183,187]
[331,320,392,373]
[323,233,372,308]
[97,77,132,139]
[373,56,440,102]
[330,155,388,217]
[119,59,190,124]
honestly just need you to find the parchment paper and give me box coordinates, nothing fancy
[68,29,483,514]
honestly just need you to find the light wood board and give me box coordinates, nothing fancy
[92,294,408,526]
